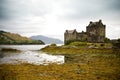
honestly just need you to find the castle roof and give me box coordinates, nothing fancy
[66,29,77,33]
[88,20,103,27]
[78,31,87,34]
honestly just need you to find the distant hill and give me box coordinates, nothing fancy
[0,30,44,44]
[30,35,63,44]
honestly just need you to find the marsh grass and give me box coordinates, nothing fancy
[0,43,120,80]
[41,45,114,55]
[1,48,21,52]
[0,56,120,80]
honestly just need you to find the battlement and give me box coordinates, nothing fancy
[64,20,106,44]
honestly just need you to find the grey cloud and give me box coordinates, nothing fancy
[0,0,52,21]
[59,0,120,20]
[0,0,120,39]
[0,25,6,29]
[107,0,120,11]
[0,0,9,20]
[1,0,120,21]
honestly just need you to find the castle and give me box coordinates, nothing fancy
[64,20,106,44]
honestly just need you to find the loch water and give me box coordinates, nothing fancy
[0,45,64,65]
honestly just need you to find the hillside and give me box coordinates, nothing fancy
[0,31,44,44]
[30,35,63,44]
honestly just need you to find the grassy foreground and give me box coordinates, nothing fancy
[0,61,120,80]
[0,43,120,80]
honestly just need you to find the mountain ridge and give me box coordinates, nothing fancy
[30,35,63,44]
[0,30,44,44]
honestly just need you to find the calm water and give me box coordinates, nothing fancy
[0,45,64,65]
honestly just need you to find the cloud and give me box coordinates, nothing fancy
[0,0,120,40]
[57,0,120,21]
[0,0,9,20]
[1,0,120,21]
[0,0,53,21]
[107,0,120,11]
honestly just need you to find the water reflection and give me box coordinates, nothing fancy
[0,45,64,65]
[0,45,47,51]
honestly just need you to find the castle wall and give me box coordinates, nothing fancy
[86,20,106,42]
[77,32,87,41]
[87,26,99,42]
[64,20,106,44]
[64,30,77,44]
[64,32,77,41]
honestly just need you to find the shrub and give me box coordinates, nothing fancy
[50,43,57,47]
[100,43,105,47]
[1,48,20,52]
[112,38,120,49]
[104,37,110,43]
[65,40,75,45]
[69,42,87,46]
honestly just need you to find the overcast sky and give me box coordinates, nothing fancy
[0,0,120,41]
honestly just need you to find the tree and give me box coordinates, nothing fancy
[112,38,120,49]
[65,40,75,45]
[104,37,110,43]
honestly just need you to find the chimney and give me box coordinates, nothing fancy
[99,19,102,23]
[90,21,92,24]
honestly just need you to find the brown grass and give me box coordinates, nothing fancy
[0,45,120,80]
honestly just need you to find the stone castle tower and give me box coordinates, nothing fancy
[64,20,106,44]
